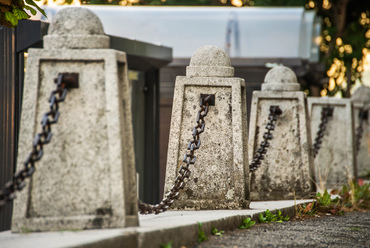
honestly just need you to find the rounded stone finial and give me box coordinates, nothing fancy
[351,86,370,103]
[261,66,300,91]
[186,45,234,77]
[43,7,109,49]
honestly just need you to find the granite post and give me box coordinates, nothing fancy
[248,66,315,200]
[164,45,250,210]
[351,86,370,178]
[11,7,138,232]
[307,97,357,188]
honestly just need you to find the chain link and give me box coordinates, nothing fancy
[249,106,282,172]
[312,106,334,158]
[355,109,367,155]
[0,87,286,212]
[0,73,72,208]
[138,95,213,214]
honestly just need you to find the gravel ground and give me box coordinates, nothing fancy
[193,211,370,248]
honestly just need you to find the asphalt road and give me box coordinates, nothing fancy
[194,211,370,248]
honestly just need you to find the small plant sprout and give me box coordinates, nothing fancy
[197,222,208,243]
[313,190,343,215]
[298,178,370,218]
[211,226,225,236]
[316,190,338,206]
[239,217,256,230]
[340,180,370,210]
[298,201,318,216]
[20,226,32,233]
[259,209,290,223]
[160,240,173,248]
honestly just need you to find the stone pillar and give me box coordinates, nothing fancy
[249,66,315,200]
[351,86,370,178]
[12,8,138,232]
[307,97,356,188]
[164,45,249,210]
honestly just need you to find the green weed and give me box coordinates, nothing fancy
[347,227,361,231]
[258,209,290,223]
[197,222,208,243]
[316,189,343,215]
[340,180,370,209]
[211,226,225,236]
[239,217,256,229]
[298,201,318,216]
[160,240,173,248]
[21,226,32,233]
[316,190,336,206]
[298,181,370,218]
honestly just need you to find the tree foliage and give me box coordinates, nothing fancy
[0,0,46,28]
[314,0,370,97]
[250,0,370,97]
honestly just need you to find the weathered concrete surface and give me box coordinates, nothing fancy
[351,86,370,178]
[186,45,234,77]
[12,7,138,232]
[261,65,300,92]
[353,103,370,177]
[249,66,315,201]
[0,200,311,248]
[164,45,249,210]
[308,97,356,188]
[43,7,109,49]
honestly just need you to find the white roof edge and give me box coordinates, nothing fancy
[41,6,320,62]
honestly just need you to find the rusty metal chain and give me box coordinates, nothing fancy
[249,106,282,172]
[138,94,213,214]
[0,73,77,209]
[355,109,367,155]
[312,106,334,158]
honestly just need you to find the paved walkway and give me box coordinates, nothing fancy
[3,200,368,248]
[194,211,370,248]
[0,200,308,248]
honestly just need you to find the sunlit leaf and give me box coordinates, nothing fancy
[5,11,18,26]
[13,8,30,20]
[24,5,37,15]
[25,0,46,17]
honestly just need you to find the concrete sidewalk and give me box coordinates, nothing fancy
[0,200,311,248]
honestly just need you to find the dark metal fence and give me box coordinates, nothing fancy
[0,23,16,233]
[0,19,47,232]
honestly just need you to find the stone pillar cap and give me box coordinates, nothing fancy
[186,45,234,77]
[43,7,109,49]
[351,86,370,103]
[261,66,301,91]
